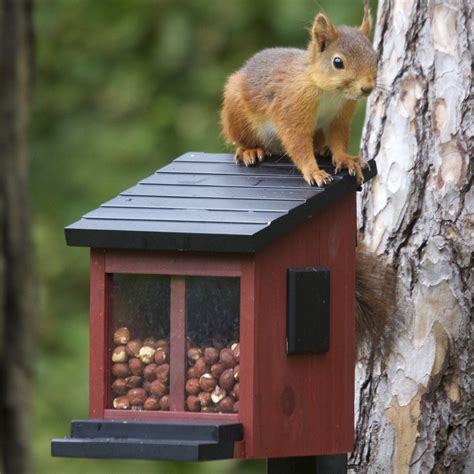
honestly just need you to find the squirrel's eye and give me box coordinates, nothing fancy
[333,57,344,69]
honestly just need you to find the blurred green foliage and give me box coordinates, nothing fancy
[31,1,377,472]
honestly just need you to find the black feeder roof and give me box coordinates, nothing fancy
[65,152,377,253]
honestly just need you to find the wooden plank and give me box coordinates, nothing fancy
[103,409,238,423]
[158,161,307,177]
[322,193,356,452]
[239,259,256,460]
[121,184,317,201]
[140,173,322,189]
[105,250,246,276]
[169,277,185,412]
[83,207,284,225]
[68,218,265,235]
[174,152,297,168]
[102,195,299,212]
[89,249,108,418]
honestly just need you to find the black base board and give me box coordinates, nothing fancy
[52,419,243,461]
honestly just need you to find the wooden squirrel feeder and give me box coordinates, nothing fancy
[51,152,376,463]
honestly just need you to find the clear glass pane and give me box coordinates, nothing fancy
[110,274,170,412]
[184,277,240,413]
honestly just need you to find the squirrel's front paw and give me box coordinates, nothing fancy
[235,147,266,166]
[302,167,333,187]
[333,153,368,184]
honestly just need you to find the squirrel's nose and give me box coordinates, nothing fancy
[361,86,373,96]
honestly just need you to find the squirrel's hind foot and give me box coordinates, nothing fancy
[333,153,368,184]
[234,147,266,167]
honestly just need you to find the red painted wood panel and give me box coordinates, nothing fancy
[319,193,356,453]
[238,259,256,459]
[89,249,109,418]
[103,409,239,423]
[169,276,185,412]
[105,250,243,276]
[247,193,356,458]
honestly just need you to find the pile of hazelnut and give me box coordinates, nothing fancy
[185,342,240,413]
[111,327,170,411]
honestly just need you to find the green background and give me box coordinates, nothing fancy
[32,1,377,472]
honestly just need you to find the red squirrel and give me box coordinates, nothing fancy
[221,3,377,187]
[221,4,398,358]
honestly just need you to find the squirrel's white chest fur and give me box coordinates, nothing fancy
[256,91,346,151]
[315,91,346,130]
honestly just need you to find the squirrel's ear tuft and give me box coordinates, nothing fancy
[360,1,373,37]
[311,13,338,53]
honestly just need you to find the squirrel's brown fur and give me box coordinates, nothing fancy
[221,5,398,358]
[221,3,377,187]
[356,245,399,360]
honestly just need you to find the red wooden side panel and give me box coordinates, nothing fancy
[89,249,109,418]
[248,193,356,458]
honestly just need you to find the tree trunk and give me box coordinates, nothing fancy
[351,1,472,473]
[0,1,35,473]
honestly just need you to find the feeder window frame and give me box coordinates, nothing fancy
[89,248,254,423]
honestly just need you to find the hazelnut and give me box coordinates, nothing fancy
[217,396,235,413]
[155,363,170,383]
[187,367,198,378]
[125,339,142,357]
[203,347,219,365]
[128,357,144,375]
[138,346,156,364]
[185,378,201,396]
[111,363,130,378]
[125,375,143,389]
[156,338,169,350]
[198,391,212,408]
[219,349,236,368]
[187,347,202,362]
[143,380,152,393]
[127,388,147,406]
[211,385,226,404]
[144,397,159,410]
[113,327,130,345]
[111,378,128,396]
[219,368,235,391]
[230,383,240,401]
[111,346,128,363]
[113,396,130,410]
[210,362,225,379]
[159,395,170,411]
[199,373,217,392]
[154,349,167,365]
[143,363,158,382]
[143,337,157,348]
[234,364,240,382]
[233,400,239,413]
[193,357,208,378]
[150,379,167,397]
[186,395,201,412]
[231,343,240,363]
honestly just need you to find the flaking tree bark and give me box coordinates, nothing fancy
[0,1,35,473]
[351,1,472,473]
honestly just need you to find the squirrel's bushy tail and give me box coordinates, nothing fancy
[355,245,400,361]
